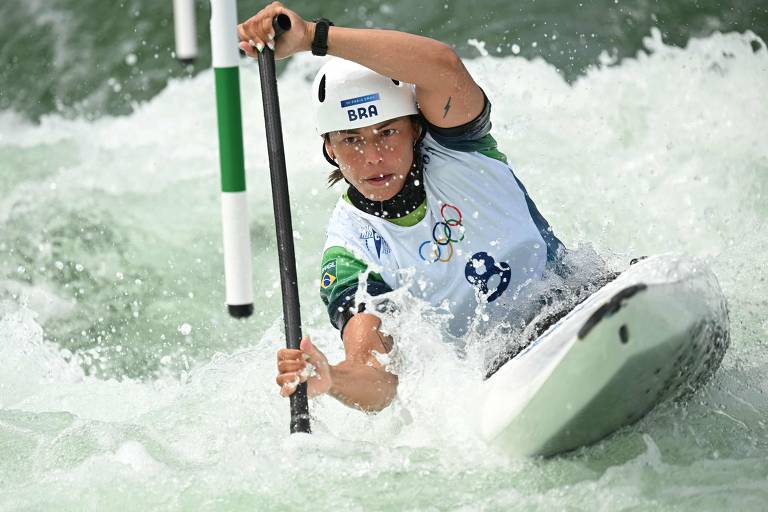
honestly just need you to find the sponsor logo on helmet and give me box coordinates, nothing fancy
[340,93,380,123]
[340,93,380,107]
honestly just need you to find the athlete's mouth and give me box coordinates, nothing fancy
[363,173,395,185]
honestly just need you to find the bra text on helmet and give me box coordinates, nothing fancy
[347,105,379,122]
[340,93,381,123]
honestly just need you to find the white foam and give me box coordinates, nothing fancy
[0,30,766,507]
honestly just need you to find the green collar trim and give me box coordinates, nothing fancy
[342,192,427,227]
[387,199,427,226]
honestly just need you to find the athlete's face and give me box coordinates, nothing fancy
[325,116,421,201]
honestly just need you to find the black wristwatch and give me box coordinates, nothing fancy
[312,18,334,56]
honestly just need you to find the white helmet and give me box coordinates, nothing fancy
[312,58,419,135]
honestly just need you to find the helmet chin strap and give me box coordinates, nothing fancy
[322,141,340,168]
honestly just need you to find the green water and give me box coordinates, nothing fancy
[1,1,767,510]
[1,0,766,121]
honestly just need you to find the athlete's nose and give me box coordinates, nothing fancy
[362,140,383,166]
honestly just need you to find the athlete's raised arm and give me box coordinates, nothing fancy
[238,2,485,128]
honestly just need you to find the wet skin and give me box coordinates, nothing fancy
[324,116,422,201]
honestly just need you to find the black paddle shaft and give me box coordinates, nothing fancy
[257,14,310,435]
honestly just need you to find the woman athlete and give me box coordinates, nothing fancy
[238,2,566,412]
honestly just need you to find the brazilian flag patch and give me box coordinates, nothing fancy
[320,259,337,289]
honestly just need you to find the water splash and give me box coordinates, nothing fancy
[1,29,767,510]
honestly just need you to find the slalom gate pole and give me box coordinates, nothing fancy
[173,0,198,64]
[210,0,254,319]
[258,14,311,434]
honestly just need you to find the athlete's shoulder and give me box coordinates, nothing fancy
[324,198,397,270]
[319,244,393,331]
[422,90,494,152]
[419,131,510,175]
[324,197,372,248]
[319,245,369,301]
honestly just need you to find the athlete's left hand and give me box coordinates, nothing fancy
[276,336,333,398]
[238,2,313,60]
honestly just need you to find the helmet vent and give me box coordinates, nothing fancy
[318,75,326,102]
[392,79,400,86]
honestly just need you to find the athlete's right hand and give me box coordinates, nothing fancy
[238,2,314,60]
[276,336,333,398]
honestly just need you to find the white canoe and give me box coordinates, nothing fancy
[479,255,730,457]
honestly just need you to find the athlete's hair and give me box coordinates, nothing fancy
[324,134,344,186]
[327,170,345,186]
[325,115,425,187]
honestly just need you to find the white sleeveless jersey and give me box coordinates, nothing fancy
[323,133,548,336]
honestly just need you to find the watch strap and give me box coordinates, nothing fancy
[312,18,334,56]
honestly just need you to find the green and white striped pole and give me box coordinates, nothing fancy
[211,0,253,318]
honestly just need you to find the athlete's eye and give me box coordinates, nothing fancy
[343,136,361,145]
[381,128,398,137]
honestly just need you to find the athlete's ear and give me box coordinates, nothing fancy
[323,134,336,161]
[412,118,424,145]
[323,134,340,168]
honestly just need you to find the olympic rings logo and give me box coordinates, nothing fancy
[418,203,465,263]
